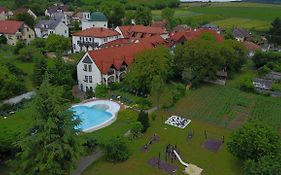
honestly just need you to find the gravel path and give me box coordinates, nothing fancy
[72,151,104,175]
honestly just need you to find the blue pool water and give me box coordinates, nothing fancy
[71,105,113,131]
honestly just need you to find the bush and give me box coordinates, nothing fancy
[130,122,143,139]
[258,65,271,76]
[103,137,129,163]
[239,78,255,92]
[137,110,150,133]
[0,35,7,44]
[135,98,152,109]
[95,84,108,98]
[108,82,120,91]
[151,113,157,121]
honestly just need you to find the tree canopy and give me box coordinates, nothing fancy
[103,136,130,163]
[174,38,247,85]
[227,121,281,161]
[0,64,25,100]
[125,46,173,94]
[135,6,152,26]
[11,75,81,175]
[268,17,281,45]
[45,34,71,54]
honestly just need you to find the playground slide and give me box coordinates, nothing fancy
[173,150,189,167]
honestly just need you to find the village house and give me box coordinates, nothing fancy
[243,41,261,57]
[0,20,35,45]
[72,27,121,53]
[13,7,37,19]
[115,25,169,39]
[201,24,222,34]
[233,28,251,42]
[81,11,108,30]
[0,6,10,20]
[35,13,69,38]
[168,28,224,48]
[76,36,167,92]
[45,4,69,16]
[253,78,273,90]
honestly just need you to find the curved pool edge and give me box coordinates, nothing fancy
[72,99,120,132]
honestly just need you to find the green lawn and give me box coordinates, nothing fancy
[83,114,242,175]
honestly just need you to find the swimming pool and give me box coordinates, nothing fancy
[71,100,120,132]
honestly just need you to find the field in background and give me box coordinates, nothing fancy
[152,2,281,31]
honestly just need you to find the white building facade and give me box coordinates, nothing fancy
[35,15,69,38]
[81,12,108,30]
[72,27,120,53]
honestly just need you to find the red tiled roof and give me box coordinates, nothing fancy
[243,41,261,52]
[130,25,167,35]
[170,29,224,44]
[117,25,167,39]
[117,26,131,38]
[87,36,167,74]
[14,7,28,15]
[100,35,168,49]
[73,27,120,38]
[99,38,131,48]
[151,19,167,28]
[0,6,7,13]
[0,20,23,34]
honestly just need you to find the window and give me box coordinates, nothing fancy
[88,65,92,72]
[80,37,82,40]
[73,44,76,49]
[50,31,53,34]
[86,37,88,41]
[85,76,88,83]
[89,38,92,42]
[27,28,29,31]
[89,76,92,83]
[28,34,31,38]
[65,30,67,33]
[83,64,87,71]
[104,38,108,42]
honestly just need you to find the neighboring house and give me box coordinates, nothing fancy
[76,38,166,92]
[35,13,69,38]
[253,78,273,90]
[201,24,222,33]
[0,20,35,45]
[0,6,8,20]
[151,19,167,28]
[233,28,251,42]
[264,71,281,82]
[243,41,261,57]
[14,7,37,19]
[72,27,121,53]
[45,4,68,16]
[172,24,192,33]
[168,28,224,48]
[81,12,108,30]
[115,25,169,39]
[99,35,169,49]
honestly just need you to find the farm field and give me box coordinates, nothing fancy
[151,2,281,31]
[212,17,269,31]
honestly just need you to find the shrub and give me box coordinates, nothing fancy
[95,84,108,98]
[137,110,150,133]
[151,113,157,121]
[130,122,143,139]
[239,78,255,92]
[135,98,152,109]
[103,137,129,163]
